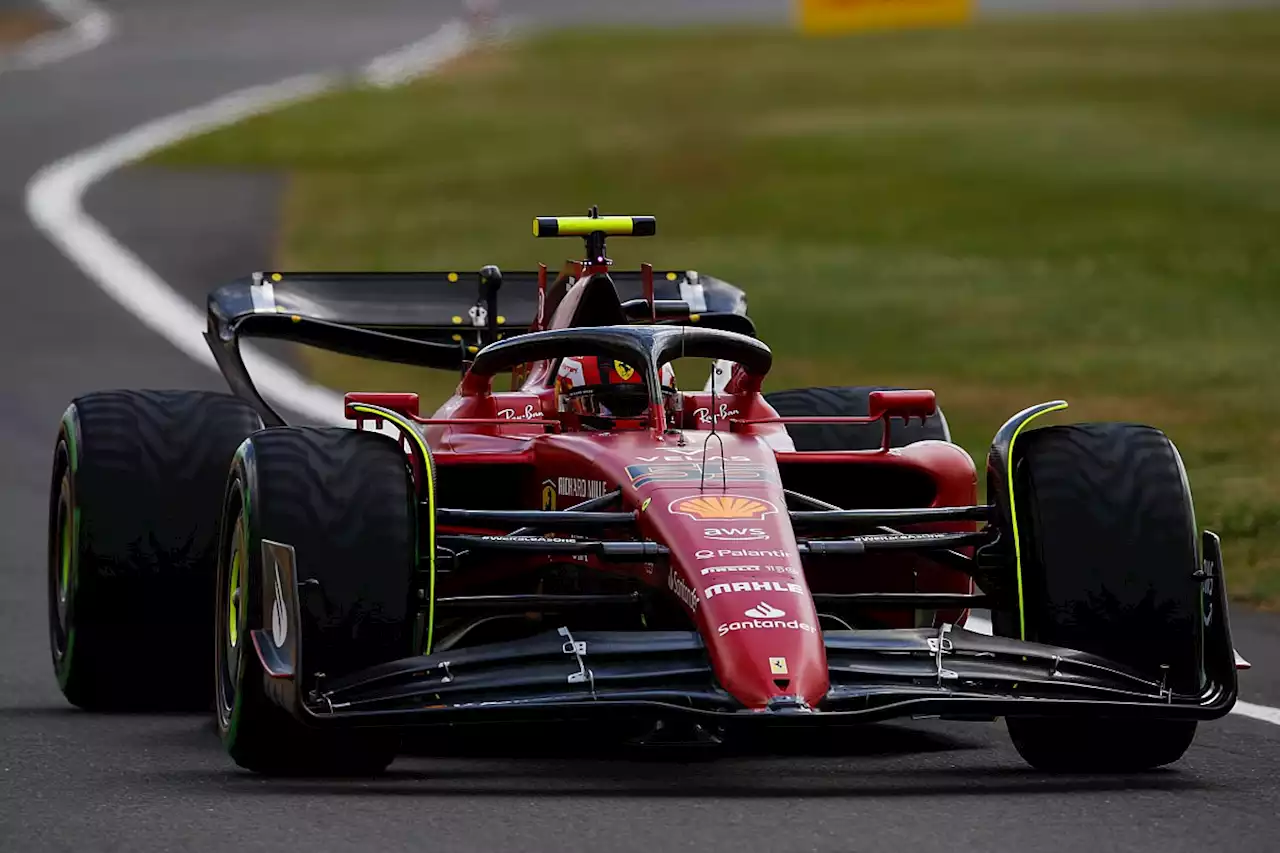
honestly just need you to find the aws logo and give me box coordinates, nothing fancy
[668,495,778,521]
[703,527,768,542]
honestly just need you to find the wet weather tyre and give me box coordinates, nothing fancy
[215,427,418,776]
[1004,423,1201,771]
[763,386,950,450]
[48,390,263,711]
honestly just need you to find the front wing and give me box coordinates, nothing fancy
[254,533,1238,730]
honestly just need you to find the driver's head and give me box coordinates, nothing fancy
[556,357,677,429]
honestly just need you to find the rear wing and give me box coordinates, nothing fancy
[204,268,750,426]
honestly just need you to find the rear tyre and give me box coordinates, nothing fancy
[764,385,950,450]
[766,385,958,631]
[49,390,262,711]
[215,427,417,776]
[1004,423,1201,771]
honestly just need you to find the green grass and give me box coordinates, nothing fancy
[153,10,1280,604]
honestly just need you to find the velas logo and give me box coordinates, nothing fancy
[668,495,778,521]
[628,463,775,488]
[636,454,750,463]
[636,448,750,461]
[702,527,768,542]
[745,602,784,619]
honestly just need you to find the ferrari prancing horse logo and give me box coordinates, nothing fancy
[261,540,297,652]
[613,361,635,381]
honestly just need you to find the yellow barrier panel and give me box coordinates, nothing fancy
[798,0,972,34]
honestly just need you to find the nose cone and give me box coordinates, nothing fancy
[653,491,830,710]
[592,431,831,712]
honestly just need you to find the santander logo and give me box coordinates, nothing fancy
[744,602,785,619]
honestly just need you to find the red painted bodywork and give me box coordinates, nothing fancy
[347,260,979,713]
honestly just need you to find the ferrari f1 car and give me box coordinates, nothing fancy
[47,211,1243,775]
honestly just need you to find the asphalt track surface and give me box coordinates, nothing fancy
[3,2,1280,851]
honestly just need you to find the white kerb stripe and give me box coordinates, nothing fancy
[1,0,112,72]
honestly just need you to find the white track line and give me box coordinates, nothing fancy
[363,18,471,88]
[2,0,112,72]
[26,21,470,425]
[1234,701,1280,726]
[26,73,347,423]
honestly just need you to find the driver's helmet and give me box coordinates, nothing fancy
[557,356,677,428]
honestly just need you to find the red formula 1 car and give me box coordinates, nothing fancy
[47,212,1242,775]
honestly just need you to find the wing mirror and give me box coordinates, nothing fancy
[868,390,937,422]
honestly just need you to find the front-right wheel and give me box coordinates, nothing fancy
[1004,422,1202,772]
[215,427,419,775]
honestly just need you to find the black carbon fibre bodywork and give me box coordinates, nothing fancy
[204,270,751,426]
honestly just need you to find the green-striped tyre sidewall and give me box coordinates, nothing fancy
[48,408,81,690]
[215,442,256,755]
[211,428,413,775]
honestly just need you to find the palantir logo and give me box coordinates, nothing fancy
[745,602,785,619]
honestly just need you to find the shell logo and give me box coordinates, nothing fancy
[668,495,778,521]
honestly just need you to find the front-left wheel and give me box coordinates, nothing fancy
[1002,422,1203,771]
[49,390,263,711]
[215,427,419,775]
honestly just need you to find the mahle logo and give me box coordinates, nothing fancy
[668,495,778,521]
[705,580,804,600]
